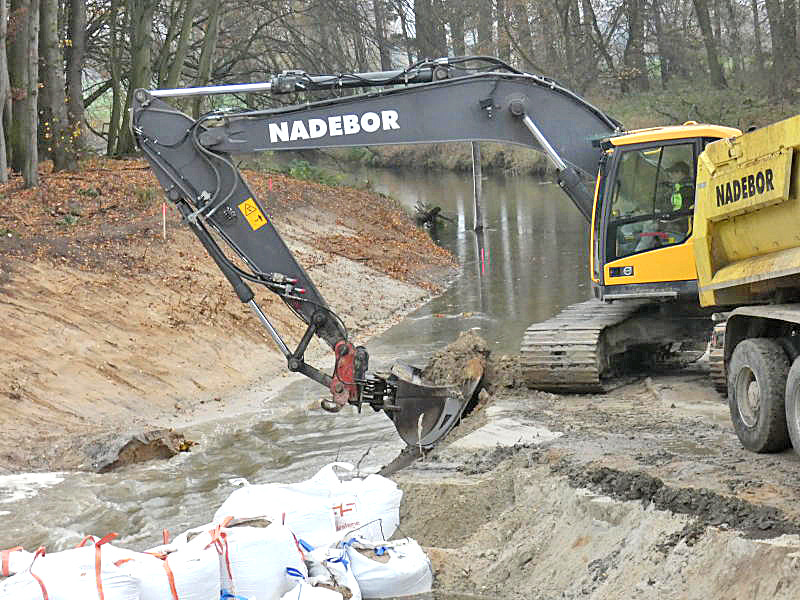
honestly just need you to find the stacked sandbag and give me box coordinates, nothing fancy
[175,518,307,600]
[280,581,345,600]
[286,544,361,600]
[215,463,402,545]
[214,484,338,549]
[0,547,34,577]
[1,462,430,600]
[0,535,140,600]
[127,540,220,600]
[342,537,433,598]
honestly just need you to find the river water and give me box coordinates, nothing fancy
[0,164,589,563]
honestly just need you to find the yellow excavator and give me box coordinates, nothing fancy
[132,56,800,455]
[521,121,740,392]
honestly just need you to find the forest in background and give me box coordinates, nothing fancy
[2,0,799,188]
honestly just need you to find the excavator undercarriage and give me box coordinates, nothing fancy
[521,299,715,393]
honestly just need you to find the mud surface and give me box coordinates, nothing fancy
[392,336,800,598]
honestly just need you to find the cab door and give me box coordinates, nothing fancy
[594,139,701,300]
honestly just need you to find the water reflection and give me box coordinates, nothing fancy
[347,165,590,354]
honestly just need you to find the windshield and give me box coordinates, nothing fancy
[606,142,695,260]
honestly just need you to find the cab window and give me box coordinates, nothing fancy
[606,143,695,260]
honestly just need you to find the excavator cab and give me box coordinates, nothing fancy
[592,124,741,302]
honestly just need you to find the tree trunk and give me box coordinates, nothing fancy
[751,0,766,73]
[764,0,786,96]
[66,0,86,150]
[511,1,535,69]
[652,0,671,85]
[692,0,727,88]
[449,2,466,56]
[431,0,447,56]
[9,0,39,186]
[0,0,9,182]
[40,0,76,171]
[156,0,182,86]
[538,3,560,68]
[396,1,415,63]
[414,0,434,58]
[477,0,494,54]
[622,0,649,92]
[373,0,391,69]
[782,0,798,97]
[192,1,221,119]
[116,0,155,155]
[107,0,123,155]
[164,0,197,88]
[496,0,511,62]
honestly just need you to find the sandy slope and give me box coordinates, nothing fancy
[0,164,454,473]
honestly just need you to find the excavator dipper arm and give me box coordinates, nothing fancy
[130,57,619,447]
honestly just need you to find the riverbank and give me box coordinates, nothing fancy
[0,159,456,474]
[394,368,800,598]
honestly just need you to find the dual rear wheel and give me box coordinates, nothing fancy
[727,338,800,453]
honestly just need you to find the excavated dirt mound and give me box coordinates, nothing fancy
[420,330,525,395]
[421,330,489,386]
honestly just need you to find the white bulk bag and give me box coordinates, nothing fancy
[343,538,433,598]
[338,473,402,541]
[124,545,220,600]
[305,546,361,600]
[1,547,34,577]
[281,463,402,541]
[280,581,343,600]
[3,538,140,600]
[0,572,45,599]
[182,521,307,600]
[214,485,338,549]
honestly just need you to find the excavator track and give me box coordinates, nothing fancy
[520,299,651,393]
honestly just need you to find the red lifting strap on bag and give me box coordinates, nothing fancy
[30,547,48,600]
[163,558,180,600]
[76,536,97,548]
[1,546,22,577]
[162,529,170,545]
[206,525,233,582]
[94,533,118,600]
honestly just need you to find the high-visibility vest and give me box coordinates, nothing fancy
[671,183,683,210]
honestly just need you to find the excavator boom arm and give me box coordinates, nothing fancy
[130,57,620,446]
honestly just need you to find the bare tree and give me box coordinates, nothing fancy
[66,0,87,149]
[693,0,727,88]
[0,0,10,182]
[40,0,77,171]
[115,0,155,155]
[9,0,40,186]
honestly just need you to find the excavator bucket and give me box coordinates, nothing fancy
[386,362,483,449]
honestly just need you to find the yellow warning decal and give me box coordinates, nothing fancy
[238,197,268,231]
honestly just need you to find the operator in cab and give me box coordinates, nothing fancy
[634,159,693,252]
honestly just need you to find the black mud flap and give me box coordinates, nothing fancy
[387,362,482,449]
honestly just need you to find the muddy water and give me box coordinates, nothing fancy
[347,165,590,354]
[0,165,588,556]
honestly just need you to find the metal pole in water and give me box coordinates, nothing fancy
[471,142,484,232]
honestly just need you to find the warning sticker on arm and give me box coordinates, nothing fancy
[238,197,268,230]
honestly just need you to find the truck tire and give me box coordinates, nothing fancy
[728,338,790,452]
[784,358,800,454]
